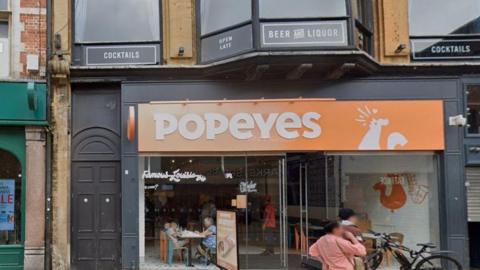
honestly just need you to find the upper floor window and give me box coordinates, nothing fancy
[201,0,251,36]
[0,0,8,11]
[0,21,9,78]
[409,0,480,60]
[199,0,373,63]
[73,0,162,66]
[74,0,160,43]
[259,0,347,19]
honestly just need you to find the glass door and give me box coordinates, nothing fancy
[287,153,326,270]
[238,155,287,269]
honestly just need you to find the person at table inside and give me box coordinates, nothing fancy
[309,221,366,270]
[195,217,217,259]
[165,222,188,248]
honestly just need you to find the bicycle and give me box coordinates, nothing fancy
[365,231,462,270]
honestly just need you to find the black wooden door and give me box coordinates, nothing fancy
[72,162,121,269]
[71,89,121,269]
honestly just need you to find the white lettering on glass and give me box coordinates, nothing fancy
[142,169,207,183]
[240,180,257,193]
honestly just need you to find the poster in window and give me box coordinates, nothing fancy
[0,180,15,231]
[216,210,238,270]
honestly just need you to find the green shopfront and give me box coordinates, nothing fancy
[0,82,47,269]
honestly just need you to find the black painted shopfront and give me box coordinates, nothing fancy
[69,77,468,270]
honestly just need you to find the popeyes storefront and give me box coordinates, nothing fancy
[114,78,466,270]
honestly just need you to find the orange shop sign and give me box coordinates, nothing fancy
[137,99,444,152]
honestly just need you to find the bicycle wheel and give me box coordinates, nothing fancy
[414,255,462,270]
[366,251,383,270]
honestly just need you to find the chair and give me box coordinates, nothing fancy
[294,224,316,252]
[166,235,189,266]
[203,246,217,266]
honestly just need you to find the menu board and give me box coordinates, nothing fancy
[216,210,239,270]
[0,180,15,231]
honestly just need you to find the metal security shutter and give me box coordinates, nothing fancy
[467,168,480,222]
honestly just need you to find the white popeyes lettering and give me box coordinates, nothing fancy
[276,112,302,139]
[302,112,322,138]
[230,113,254,140]
[252,113,278,139]
[205,113,229,139]
[153,112,322,140]
[179,113,205,140]
[154,113,177,139]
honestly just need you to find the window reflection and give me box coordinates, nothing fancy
[201,0,252,35]
[409,0,480,36]
[259,0,347,19]
[74,0,160,42]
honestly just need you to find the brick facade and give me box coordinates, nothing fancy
[10,0,47,79]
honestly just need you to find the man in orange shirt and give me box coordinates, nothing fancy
[261,195,276,256]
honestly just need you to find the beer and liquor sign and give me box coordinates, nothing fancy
[137,99,444,152]
[0,180,15,231]
[261,21,348,47]
[412,39,480,60]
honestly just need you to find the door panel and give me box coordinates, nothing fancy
[72,162,121,269]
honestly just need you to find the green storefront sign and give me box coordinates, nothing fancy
[0,81,47,269]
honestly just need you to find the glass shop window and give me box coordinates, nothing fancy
[467,85,480,134]
[200,0,251,36]
[0,149,22,245]
[258,0,347,19]
[336,154,440,259]
[74,0,161,43]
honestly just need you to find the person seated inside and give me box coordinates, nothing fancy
[166,222,188,248]
[195,217,217,259]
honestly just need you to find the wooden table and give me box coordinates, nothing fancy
[179,231,205,267]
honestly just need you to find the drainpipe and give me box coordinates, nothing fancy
[44,0,52,268]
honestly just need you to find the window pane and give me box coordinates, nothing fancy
[0,21,8,38]
[467,85,480,134]
[409,0,480,36]
[201,0,251,35]
[0,149,22,245]
[338,154,440,257]
[259,0,347,19]
[74,0,160,43]
[0,0,8,10]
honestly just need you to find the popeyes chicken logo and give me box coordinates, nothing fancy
[374,173,430,212]
[356,105,409,150]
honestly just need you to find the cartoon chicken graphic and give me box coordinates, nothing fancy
[373,177,407,212]
[356,105,409,150]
